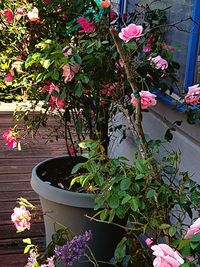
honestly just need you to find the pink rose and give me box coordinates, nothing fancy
[150,55,168,70]
[43,0,51,4]
[27,7,40,22]
[163,43,174,53]
[62,63,80,83]
[2,127,17,148]
[184,84,200,105]
[77,17,96,33]
[185,218,200,239]
[143,45,152,53]
[5,72,14,83]
[16,7,25,16]
[3,10,14,23]
[11,206,31,232]
[43,82,59,94]
[152,244,184,267]
[110,9,117,22]
[62,44,73,57]
[145,238,153,247]
[49,96,65,111]
[119,23,143,42]
[146,33,155,45]
[131,90,157,109]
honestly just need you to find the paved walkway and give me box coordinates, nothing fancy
[0,109,67,267]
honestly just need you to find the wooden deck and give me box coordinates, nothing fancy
[0,111,67,267]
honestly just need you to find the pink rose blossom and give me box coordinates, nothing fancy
[184,84,200,105]
[5,72,14,83]
[16,7,25,16]
[119,23,143,42]
[43,0,51,4]
[62,44,73,57]
[163,43,174,53]
[43,82,59,94]
[3,10,14,23]
[11,206,31,232]
[146,33,155,45]
[110,9,117,22]
[49,96,65,111]
[143,45,152,53]
[152,244,184,267]
[27,7,40,22]
[115,59,124,68]
[2,127,17,148]
[145,238,153,247]
[150,55,168,70]
[68,146,75,156]
[77,17,96,33]
[62,63,80,83]
[131,90,157,109]
[185,218,200,239]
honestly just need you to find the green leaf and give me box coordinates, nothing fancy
[43,59,51,69]
[114,237,127,262]
[24,244,34,254]
[120,178,131,190]
[130,197,139,211]
[108,194,120,209]
[100,209,108,221]
[52,69,59,80]
[159,224,170,230]
[146,189,156,198]
[74,54,82,64]
[190,242,199,249]
[122,195,132,205]
[181,243,191,257]
[169,226,176,237]
[80,75,89,84]
[191,233,200,242]
[23,238,31,245]
[75,83,83,97]
[71,163,84,174]
[36,73,43,82]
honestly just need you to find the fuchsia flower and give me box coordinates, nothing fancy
[11,206,31,232]
[119,23,143,42]
[149,55,168,70]
[77,17,96,33]
[3,10,14,23]
[131,90,157,109]
[27,7,40,22]
[49,96,65,111]
[2,127,17,148]
[62,63,80,83]
[185,217,200,239]
[184,84,200,105]
[152,244,184,267]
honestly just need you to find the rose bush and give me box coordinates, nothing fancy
[1,0,200,266]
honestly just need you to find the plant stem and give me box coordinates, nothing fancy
[110,27,160,179]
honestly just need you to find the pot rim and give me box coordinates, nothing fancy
[31,156,95,208]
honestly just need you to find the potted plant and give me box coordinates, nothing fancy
[2,1,200,266]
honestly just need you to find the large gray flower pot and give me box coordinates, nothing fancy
[31,156,124,267]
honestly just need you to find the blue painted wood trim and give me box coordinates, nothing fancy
[118,0,125,15]
[184,0,200,90]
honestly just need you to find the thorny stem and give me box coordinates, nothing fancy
[110,27,160,179]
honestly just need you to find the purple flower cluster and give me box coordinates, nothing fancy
[55,230,92,266]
